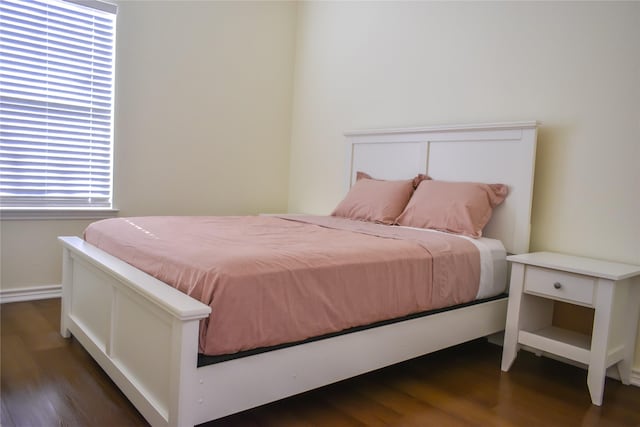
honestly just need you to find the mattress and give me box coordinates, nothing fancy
[84,215,507,356]
[393,224,507,299]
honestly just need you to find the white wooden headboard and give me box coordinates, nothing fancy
[344,121,538,255]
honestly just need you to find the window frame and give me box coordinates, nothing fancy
[0,0,118,219]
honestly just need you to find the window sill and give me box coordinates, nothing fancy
[0,208,119,221]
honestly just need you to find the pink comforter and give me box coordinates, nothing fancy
[84,215,480,355]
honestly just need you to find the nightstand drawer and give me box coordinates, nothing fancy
[523,266,595,306]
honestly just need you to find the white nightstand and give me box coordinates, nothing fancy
[501,251,640,406]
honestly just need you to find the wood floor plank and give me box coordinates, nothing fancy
[285,390,367,427]
[320,383,402,426]
[2,298,640,427]
[351,377,472,426]
[1,301,148,426]
[390,374,517,426]
[251,403,315,427]
[3,301,52,338]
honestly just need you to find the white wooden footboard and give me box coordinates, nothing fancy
[59,236,210,427]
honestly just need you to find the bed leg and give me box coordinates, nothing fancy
[61,325,71,339]
[60,245,72,339]
[168,318,202,427]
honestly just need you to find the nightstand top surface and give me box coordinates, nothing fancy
[506,251,640,281]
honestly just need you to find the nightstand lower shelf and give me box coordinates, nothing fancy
[519,326,590,365]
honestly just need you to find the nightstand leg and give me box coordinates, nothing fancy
[501,332,519,371]
[61,247,73,339]
[587,366,605,406]
[501,264,525,371]
[617,360,632,385]
[587,279,615,406]
[617,282,640,385]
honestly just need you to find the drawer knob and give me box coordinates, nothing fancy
[553,282,562,289]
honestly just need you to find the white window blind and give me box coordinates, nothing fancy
[0,0,116,209]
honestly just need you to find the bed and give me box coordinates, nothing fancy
[59,121,538,427]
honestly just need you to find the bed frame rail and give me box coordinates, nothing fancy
[193,297,507,423]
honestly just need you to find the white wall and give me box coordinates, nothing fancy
[0,1,297,292]
[114,0,296,216]
[287,2,640,368]
[1,220,95,290]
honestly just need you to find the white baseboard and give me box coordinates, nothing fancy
[632,370,640,387]
[0,284,62,304]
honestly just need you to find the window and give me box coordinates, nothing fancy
[0,0,117,211]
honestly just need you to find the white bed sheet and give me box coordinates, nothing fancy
[396,225,507,299]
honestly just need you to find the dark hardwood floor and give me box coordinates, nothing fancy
[2,299,639,426]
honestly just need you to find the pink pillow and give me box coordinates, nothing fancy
[331,172,418,225]
[396,180,508,237]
